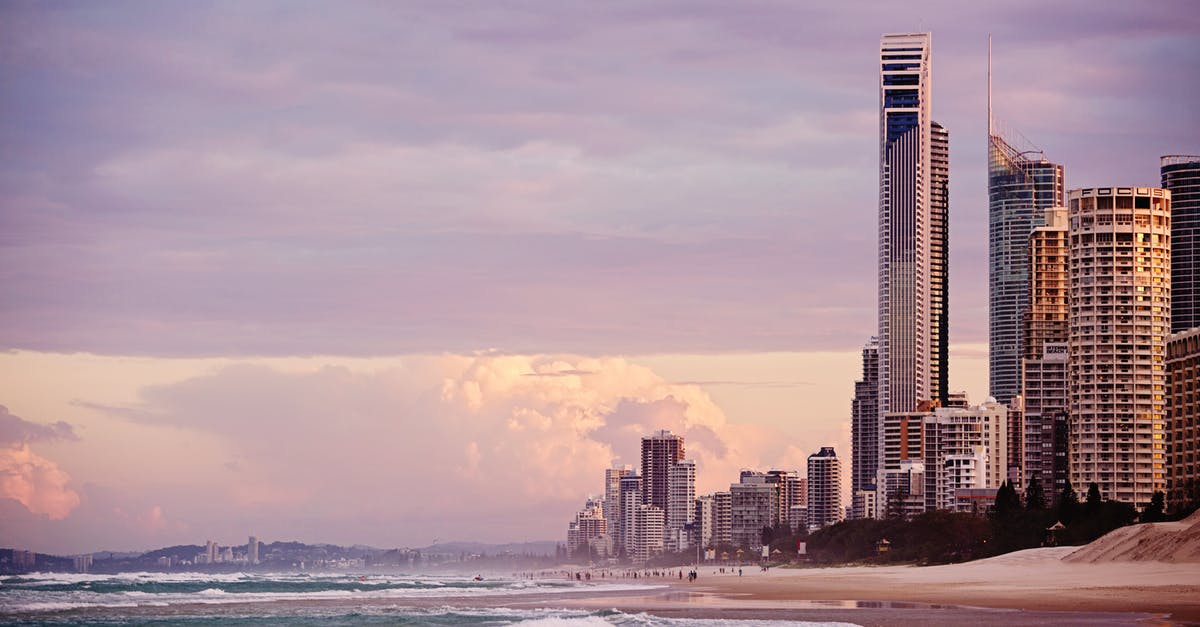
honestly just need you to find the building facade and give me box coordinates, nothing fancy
[1162,156,1200,333]
[851,336,880,495]
[1022,206,1071,499]
[807,447,843,530]
[730,479,776,549]
[987,42,1066,405]
[603,466,633,554]
[1167,328,1200,511]
[630,505,664,564]
[641,430,684,512]
[666,459,696,551]
[922,402,1008,511]
[1068,186,1170,506]
[618,474,642,557]
[877,32,948,421]
[712,491,732,547]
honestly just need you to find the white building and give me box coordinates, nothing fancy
[807,447,843,531]
[1068,186,1170,507]
[923,402,1007,511]
[666,459,696,551]
[631,504,664,564]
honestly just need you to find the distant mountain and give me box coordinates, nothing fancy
[421,540,558,556]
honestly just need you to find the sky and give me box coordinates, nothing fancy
[1,1,1197,554]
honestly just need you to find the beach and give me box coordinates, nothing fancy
[542,547,1200,624]
[5,549,1199,625]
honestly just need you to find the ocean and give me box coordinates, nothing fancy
[0,571,855,626]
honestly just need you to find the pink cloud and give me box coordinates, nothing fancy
[0,443,80,520]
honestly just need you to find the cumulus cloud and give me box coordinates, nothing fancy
[56,354,784,547]
[0,443,81,520]
[0,406,81,520]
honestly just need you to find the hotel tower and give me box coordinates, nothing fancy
[877,33,949,419]
[987,39,1066,406]
[1068,186,1170,506]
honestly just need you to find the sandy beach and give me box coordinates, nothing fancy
[540,547,1200,624]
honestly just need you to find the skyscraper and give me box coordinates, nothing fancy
[987,40,1066,405]
[1167,328,1200,511]
[618,474,642,556]
[666,459,695,550]
[603,465,633,552]
[1162,156,1200,333]
[640,430,683,511]
[851,336,879,495]
[1022,207,1071,499]
[877,32,948,423]
[807,446,843,531]
[1068,186,1170,506]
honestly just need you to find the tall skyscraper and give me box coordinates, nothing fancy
[987,40,1066,405]
[603,465,633,551]
[930,121,950,406]
[807,446,843,531]
[1022,207,1071,498]
[1162,156,1200,333]
[1068,186,1170,506]
[851,336,880,495]
[878,33,942,419]
[640,430,684,513]
[618,474,642,556]
[247,536,259,565]
[666,459,695,550]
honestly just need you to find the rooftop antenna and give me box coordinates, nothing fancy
[987,34,993,137]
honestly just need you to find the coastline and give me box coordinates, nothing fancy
[536,547,1200,624]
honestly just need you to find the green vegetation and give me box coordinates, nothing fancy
[804,482,1167,566]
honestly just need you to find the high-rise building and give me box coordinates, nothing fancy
[641,430,684,511]
[930,121,950,406]
[618,474,642,556]
[851,336,880,495]
[987,42,1066,406]
[807,447,843,531]
[630,504,664,564]
[666,459,696,550]
[695,494,715,548]
[1162,156,1200,333]
[877,32,948,421]
[767,469,806,529]
[878,409,927,516]
[603,465,633,552]
[205,540,218,564]
[1068,186,1170,506]
[1167,328,1200,511]
[922,402,1008,511]
[712,491,732,547]
[247,536,259,565]
[1022,207,1071,499]
[566,497,607,558]
[730,477,777,549]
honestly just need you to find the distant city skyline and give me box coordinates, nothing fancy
[1,1,1197,554]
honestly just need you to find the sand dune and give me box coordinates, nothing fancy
[1064,509,1200,563]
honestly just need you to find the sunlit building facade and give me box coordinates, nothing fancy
[1068,186,1170,507]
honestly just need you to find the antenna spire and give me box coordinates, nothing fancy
[987,34,993,137]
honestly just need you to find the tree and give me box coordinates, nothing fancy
[1025,474,1046,510]
[1056,480,1079,525]
[1086,483,1103,514]
[1141,491,1166,523]
[991,480,1021,519]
